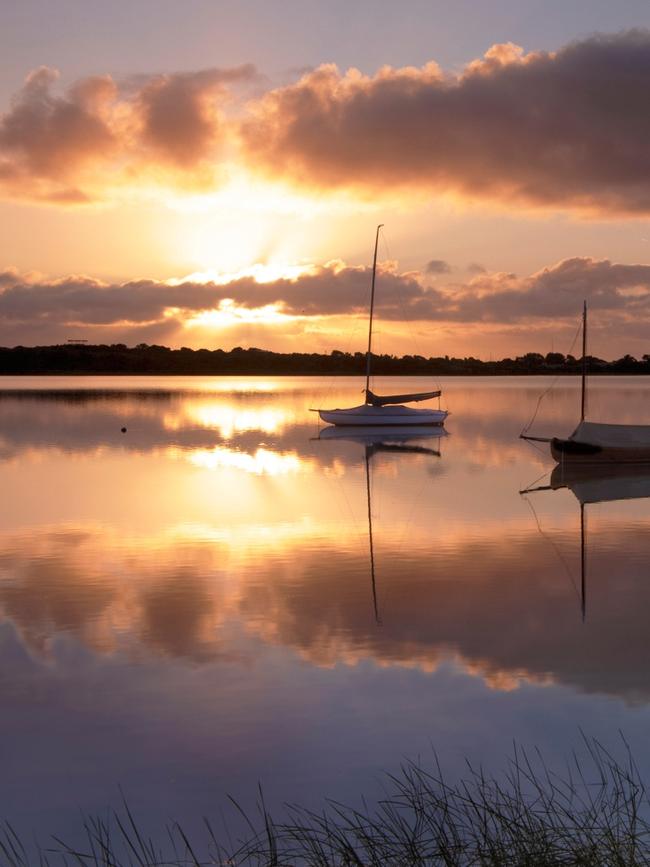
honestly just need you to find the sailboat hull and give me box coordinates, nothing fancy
[551,437,650,464]
[317,404,448,426]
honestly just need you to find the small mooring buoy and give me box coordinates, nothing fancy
[121,427,127,433]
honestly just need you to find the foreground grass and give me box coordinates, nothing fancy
[3,737,650,866]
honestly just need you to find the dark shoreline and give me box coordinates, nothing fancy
[1,344,649,376]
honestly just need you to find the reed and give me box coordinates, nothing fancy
[3,736,650,866]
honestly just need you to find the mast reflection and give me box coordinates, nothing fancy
[522,464,650,621]
[317,426,445,624]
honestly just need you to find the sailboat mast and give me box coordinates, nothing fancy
[581,300,587,422]
[365,224,383,401]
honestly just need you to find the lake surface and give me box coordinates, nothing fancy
[2,375,650,847]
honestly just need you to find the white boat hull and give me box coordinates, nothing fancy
[316,404,448,426]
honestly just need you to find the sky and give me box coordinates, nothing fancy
[2,1,650,358]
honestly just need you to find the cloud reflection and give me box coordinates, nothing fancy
[0,506,649,704]
[1,383,650,706]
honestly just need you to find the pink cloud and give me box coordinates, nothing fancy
[240,31,650,215]
[4,32,650,214]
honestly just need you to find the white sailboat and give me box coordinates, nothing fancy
[521,301,650,463]
[314,225,448,427]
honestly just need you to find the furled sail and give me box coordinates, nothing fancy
[366,389,441,407]
[571,421,650,448]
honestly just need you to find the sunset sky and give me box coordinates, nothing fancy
[3,1,650,358]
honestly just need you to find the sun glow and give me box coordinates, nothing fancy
[185,298,300,330]
[171,261,317,285]
[164,171,325,216]
[156,163,382,280]
[161,172,323,276]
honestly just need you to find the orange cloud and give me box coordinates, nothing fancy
[0,64,257,203]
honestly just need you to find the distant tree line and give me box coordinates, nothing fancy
[1,344,650,375]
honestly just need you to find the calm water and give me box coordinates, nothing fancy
[2,375,650,843]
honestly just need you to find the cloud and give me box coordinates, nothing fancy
[1,255,650,351]
[448,257,650,323]
[134,67,255,170]
[5,32,650,213]
[0,67,117,202]
[0,262,431,330]
[240,30,650,215]
[425,259,452,275]
[0,64,257,203]
[467,263,487,275]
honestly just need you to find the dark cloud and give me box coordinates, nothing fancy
[425,259,452,275]
[240,31,650,215]
[467,262,487,275]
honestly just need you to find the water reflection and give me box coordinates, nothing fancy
[6,518,650,697]
[318,426,445,623]
[2,377,650,840]
[0,378,549,466]
[171,402,290,437]
[523,462,650,623]
[182,445,307,475]
[550,462,650,503]
[0,381,649,703]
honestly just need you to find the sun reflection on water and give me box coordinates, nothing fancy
[163,401,291,436]
[184,445,307,475]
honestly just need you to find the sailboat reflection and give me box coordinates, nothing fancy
[318,426,446,623]
[522,464,650,620]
